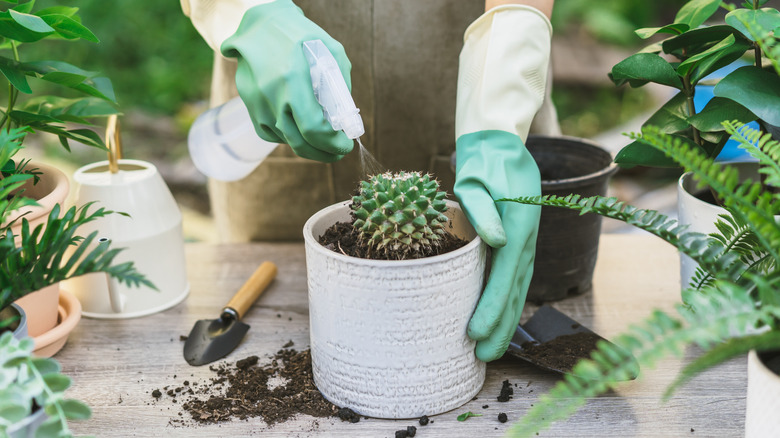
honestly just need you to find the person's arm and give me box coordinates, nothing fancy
[485,0,553,18]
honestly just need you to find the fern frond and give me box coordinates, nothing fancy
[508,281,771,437]
[630,127,780,263]
[691,213,768,290]
[724,121,780,188]
[501,194,747,282]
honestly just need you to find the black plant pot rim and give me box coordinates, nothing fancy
[527,135,619,191]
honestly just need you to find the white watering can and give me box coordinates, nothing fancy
[62,116,189,318]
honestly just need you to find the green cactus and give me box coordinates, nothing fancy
[351,171,449,258]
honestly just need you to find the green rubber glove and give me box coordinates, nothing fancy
[455,130,541,362]
[221,0,354,162]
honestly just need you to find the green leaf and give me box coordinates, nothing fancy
[714,66,780,126]
[0,55,31,93]
[662,25,746,59]
[635,23,689,39]
[687,97,757,132]
[8,9,54,34]
[35,415,66,438]
[725,8,780,41]
[610,53,683,89]
[59,399,91,420]
[642,92,691,134]
[674,0,722,28]
[676,34,742,79]
[21,96,119,124]
[40,14,98,42]
[456,411,482,421]
[42,374,70,392]
[616,132,711,168]
[24,61,116,102]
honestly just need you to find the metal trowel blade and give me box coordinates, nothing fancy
[183,316,249,366]
[505,305,638,380]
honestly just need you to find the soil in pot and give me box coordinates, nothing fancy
[318,221,468,260]
[513,331,603,373]
[758,350,780,374]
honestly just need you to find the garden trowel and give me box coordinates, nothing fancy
[184,261,277,366]
[505,305,639,381]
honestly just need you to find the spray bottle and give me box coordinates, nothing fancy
[188,39,364,182]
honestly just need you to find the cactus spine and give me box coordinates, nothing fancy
[351,171,449,258]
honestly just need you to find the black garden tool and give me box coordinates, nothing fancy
[184,261,277,366]
[505,305,638,380]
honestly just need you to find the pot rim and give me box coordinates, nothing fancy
[750,349,780,383]
[527,135,619,189]
[2,161,69,227]
[303,199,483,268]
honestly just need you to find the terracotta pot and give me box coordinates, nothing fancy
[525,135,618,302]
[13,283,60,338]
[303,200,487,418]
[746,349,780,437]
[2,161,69,236]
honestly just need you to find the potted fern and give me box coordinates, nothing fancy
[609,0,780,287]
[303,171,487,419]
[501,121,780,436]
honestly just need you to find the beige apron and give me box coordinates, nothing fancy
[206,0,558,242]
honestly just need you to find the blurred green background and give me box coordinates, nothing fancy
[10,0,695,240]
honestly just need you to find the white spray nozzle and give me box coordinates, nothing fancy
[303,40,364,140]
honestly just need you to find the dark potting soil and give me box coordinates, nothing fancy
[152,348,339,426]
[518,332,603,373]
[497,379,514,402]
[318,221,469,260]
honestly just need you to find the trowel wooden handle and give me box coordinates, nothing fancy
[225,261,277,320]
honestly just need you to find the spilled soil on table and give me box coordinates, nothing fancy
[152,347,339,426]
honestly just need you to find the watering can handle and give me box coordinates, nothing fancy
[106,115,123,173]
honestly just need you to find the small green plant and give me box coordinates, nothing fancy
[610,0,780,168]
[351,171,449,259]
[501,121,780,436]
[456,411,482,422]
[0,331,90,437]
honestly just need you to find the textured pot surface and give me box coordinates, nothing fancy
[303,200,487,418]
[746,349,780,437]
[526,135,617,302]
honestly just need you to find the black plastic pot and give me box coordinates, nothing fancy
[525,135,617,303]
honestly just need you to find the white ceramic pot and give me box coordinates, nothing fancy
[746,349,780,437]
[61,159,189,319]
[303,200,487,419]
[677,162,758,288]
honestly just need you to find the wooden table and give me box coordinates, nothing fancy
[60,234,746,437]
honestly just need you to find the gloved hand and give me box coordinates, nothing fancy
[454,5,552,362]
[220,0,354,162]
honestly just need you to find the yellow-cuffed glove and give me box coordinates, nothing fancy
[454,5,552,362]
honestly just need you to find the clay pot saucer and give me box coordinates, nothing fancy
[32,289,81,357]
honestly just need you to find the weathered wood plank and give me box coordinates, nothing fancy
[58,235,746,437]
